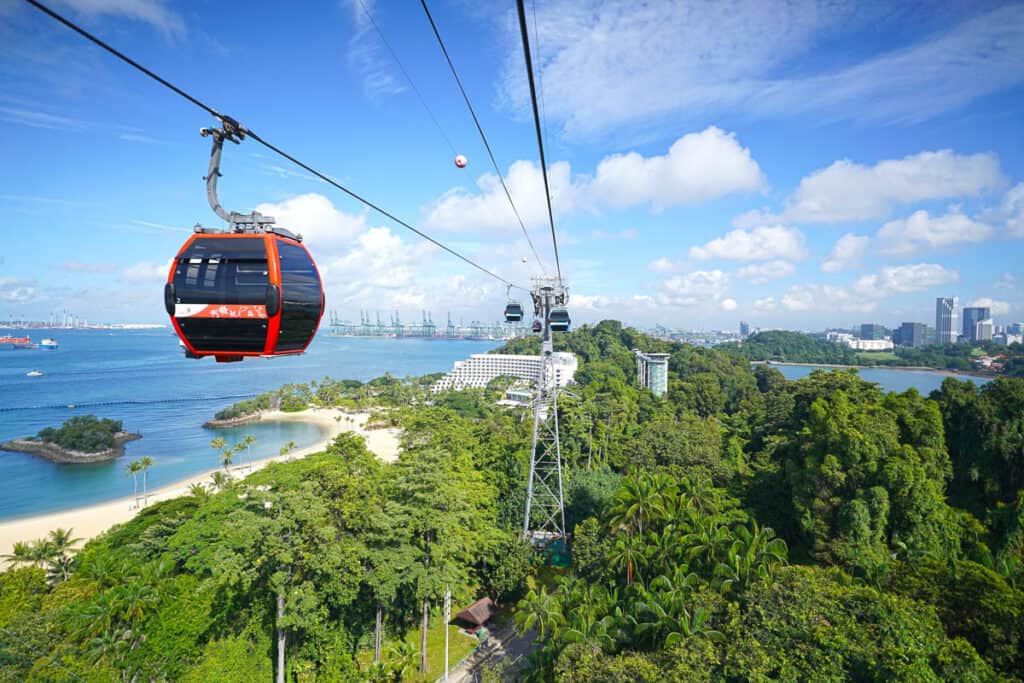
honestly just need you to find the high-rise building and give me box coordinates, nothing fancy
[936,297,958,344]
[976,318,994,342]
[739,321,750,339]
[1008,322,1024,336]
[898,322,925,348]
[633,349,671,398]
[962,307,990,342]
[860,323,887,340]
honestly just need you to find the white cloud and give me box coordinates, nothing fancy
[343,0,405,97]
[689,225,806,262]
[121,260,172,283]
[648,257,677,273]
[968,298,1010,316]
[720,298,738,311]
[1002,182,1024,238]
[255,194,367,252]
[424,127,764,232]
[659,269,730,307]
[499,2,1024,138]
[853,263,960,298]
[587,127,765,209]
[0,277,37,302]
[994,273,1018,291]
[59,0,186,39]
[876,208,994,255]
[781,284,876,313]
[738,260,795,284]
[821,233,870,272]
[753,296,777,312]
[424,160,574,234]
[63,261,115,273]
[781,150,1002,223]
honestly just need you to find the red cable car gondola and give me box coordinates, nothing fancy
[165,229,323,363]
[164,120,325,362]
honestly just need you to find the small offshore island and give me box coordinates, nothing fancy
[0,415,140,464]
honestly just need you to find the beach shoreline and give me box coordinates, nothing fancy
[0,407,401,566]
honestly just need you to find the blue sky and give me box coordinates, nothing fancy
[1,0,1022,331]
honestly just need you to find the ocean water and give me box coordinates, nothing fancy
[0,329,497,520]
[770,363,991,394]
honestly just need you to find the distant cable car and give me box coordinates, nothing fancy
[504,300,524,323]
[549,307,570,333]
[164,120,324,363]
[532,319,543,333]
[165,229,324,362]
[454,154,467,168]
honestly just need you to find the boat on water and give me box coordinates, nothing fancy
[26,369,44,377]
[1,335,36,349]
[40,338,59,349]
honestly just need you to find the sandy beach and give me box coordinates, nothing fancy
[0,408,401,565]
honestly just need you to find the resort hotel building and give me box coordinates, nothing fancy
[431,352,578,393]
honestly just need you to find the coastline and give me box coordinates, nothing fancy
[751,360,995,379]
[0,407,402,565]
[0,432,142,464]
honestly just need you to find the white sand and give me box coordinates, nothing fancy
[0,408,402,566]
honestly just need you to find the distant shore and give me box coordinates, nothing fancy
[0,408,402,566]
[751,360,994,379]
[0,432,141,464]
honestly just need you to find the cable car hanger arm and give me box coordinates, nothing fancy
[200,120,275,231]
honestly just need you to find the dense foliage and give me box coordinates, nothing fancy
[3,320,1023,681]
[34,415,125,453]
[721,329,1024,374]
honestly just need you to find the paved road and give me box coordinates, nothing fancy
[445,625,536,683]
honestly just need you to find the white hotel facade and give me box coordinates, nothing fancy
[431,352,578,393]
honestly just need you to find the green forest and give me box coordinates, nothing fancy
[33,416,126,453]
[721,329,1024,375]
[2,321,1022,682]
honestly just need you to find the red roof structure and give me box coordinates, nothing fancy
[455,597,496,627]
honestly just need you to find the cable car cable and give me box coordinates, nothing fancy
[21,0,527,292]
[419,0,548,274]
[353,0,458,156]
[515,0,562,282]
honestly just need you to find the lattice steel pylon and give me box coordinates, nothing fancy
[523,278,568,543]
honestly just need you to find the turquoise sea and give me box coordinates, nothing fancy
[0,329,498,520]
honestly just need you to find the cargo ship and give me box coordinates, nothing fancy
[0,335,36,349]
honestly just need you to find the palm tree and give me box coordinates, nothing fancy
[280,441,296,460]
[609,473,665,538]
[2,540,34,568]
[515,586,563,639]
[243,434,256,471]
[220,445,237,473]
[29,538,57,569]
[210,470,231,492]
[138,456,154,505]
[608,531,648,586]
[714,522,788,595]
[125,460,142,508]
[46,527,81,582]
[189,482,210,503]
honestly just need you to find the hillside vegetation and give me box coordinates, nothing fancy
[1,320,1021,682]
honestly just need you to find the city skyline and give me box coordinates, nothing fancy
[2,2,1023,329]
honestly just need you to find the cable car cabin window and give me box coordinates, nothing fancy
[173,238,269,305]
[275,241,322,352]
[172,238,270,353]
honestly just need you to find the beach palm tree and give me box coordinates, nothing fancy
[46,527,82,582]
[280,441,296,460]
[2,540,34,568]
[125,460,142,507]
[139,456,154,505]
[210,470,230,492]
[189,482,210,503]
[220,445,237,473]
[243,434,256,471]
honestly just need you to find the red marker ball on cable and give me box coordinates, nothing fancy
[454,154,467,168]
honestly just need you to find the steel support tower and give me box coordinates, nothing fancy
[523,278,568,543]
